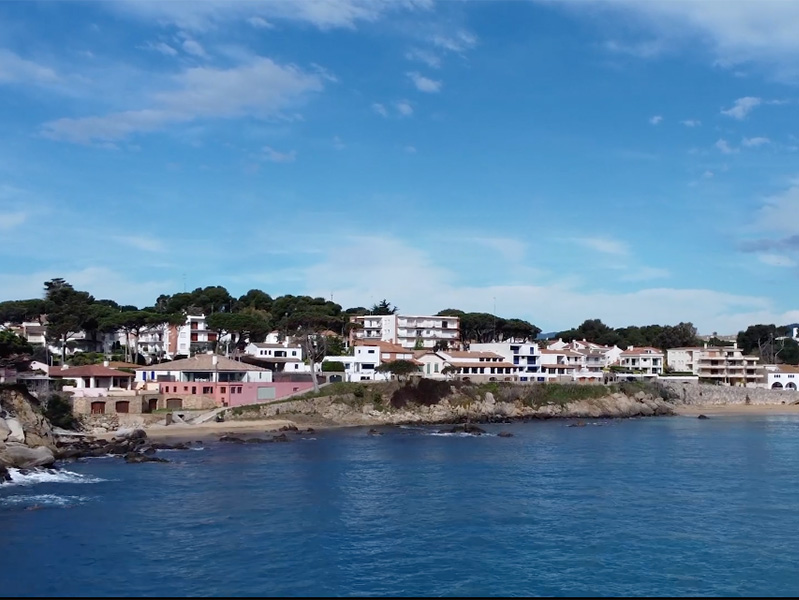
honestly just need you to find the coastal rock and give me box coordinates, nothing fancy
[5,418,25,444]
[219,436,246,444]
[697,414,709,420]
[367,428,382,436]
[278,425,299,432]
[0,465,10,482]
[0,443,55,469]
[498,431,514,438]
[0,419,9,443]
[272,433,290,443]
[442,423,486,435]
[245,438,269,443]
[124,452,169,464]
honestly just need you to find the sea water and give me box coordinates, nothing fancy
[3,416,799,597]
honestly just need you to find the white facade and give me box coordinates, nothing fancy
[666,343,760,385]
[416,351,449,379]
[761,364,799,390]
[350,314,460,349]
[619,347,664,376]
[320,346,390,382]
[244,342,309,373]
[470,342,544,382]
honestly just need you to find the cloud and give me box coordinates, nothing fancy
[573,237,629,256]
[262,146,297,163]
[333,136,346,150]
[758,254,796,267]
[553,1,799,81]
[0,211,27,230]
[114,235,166,253]
[140,41,178,56]
[473,237,527,262]
[742,136,770,147]
[407,71,442,93]
[702,170,714,179]
[430,30,477,53]
[371,102,388,117]
[395,100,414,117]
[296,235,796,334]
[182,39,207,58]
[681,119,701,127]
[405,48,441,69]
[618,266,671,281]
[41,57,324,143]
[715,139,737,154]
[247,16,274,29]
[0,49,60,85]
[404,145,417,154]
[753,183,799,236]
[603,39,666,59]
[105,0,433,31]
[721,96,761,119]
[649,115,663,125]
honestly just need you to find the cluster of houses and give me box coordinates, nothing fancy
[2,311,798,416]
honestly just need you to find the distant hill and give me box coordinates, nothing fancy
[536,331,559,340]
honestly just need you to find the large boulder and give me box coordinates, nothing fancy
[0,443,56,469]
[0,385,57,451]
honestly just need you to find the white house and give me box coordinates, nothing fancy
[349,314,460,349]
[470,342,543,382]
[415,351,449,379]
[436,350,518,380]
[136,353,272,384]
[761,364,799,390]
[619,346,664,376]
[244,341,309,373]
[319,345,391,382]
[49,363,135,395]
[666,343,760,386]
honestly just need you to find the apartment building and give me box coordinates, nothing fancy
[470,342,542,382]
[349,314,460,349]
[666,343,760,385]
[619,346,664,376]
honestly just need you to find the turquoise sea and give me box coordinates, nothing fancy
[2,416,799,597]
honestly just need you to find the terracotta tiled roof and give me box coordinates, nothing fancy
[354,340,410,354]
[448,361,517,369]
[53,365,134,378]
[540,363,577,370]
[108,361,141,370]
[141,354,268,372]
[445,351,504,359]
[621,347,664,356]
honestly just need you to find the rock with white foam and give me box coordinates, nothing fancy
[0,443,55,469]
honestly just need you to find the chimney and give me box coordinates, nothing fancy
[212,355,218,366]
[103,360,110,367]
[61,363,68,370]
[627,345,634,351]
[703,342,708,349]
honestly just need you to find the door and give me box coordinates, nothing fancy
[166,398,183,410]
[90,401,105,414]
[115,401,130,414]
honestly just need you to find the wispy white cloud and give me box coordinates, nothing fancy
[618,266,671,281]
[715,139,738,154]
[333,136,346,150]
[262,146,297,163]
[182,39,207,58]
[396,100,414,117]
[681,119,701,127]
[371,102,388,117]
[702,170,714,179]
[473,237,527,262]
[405,48,441,69]
[430,30,477,53]
[649,115,663,125]
[0,49,60,85]
[721,96,761,120]
[407,71,442,93]
[603,39,666,59]
[41,57,324,143]
[114,235,166,253]
[758,253,796,268]
[742,136,770,147]
[404,145,417,154]
[247,16,274,29]
[0,210,28,230]
[140,41,178,56]
[574,237,629,256]
[105,0,433,31]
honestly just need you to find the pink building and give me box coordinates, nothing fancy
[157,381,315,407]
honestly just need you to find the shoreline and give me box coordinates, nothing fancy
[85,403,799,443]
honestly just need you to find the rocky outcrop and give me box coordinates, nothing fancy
[0,385,57,469]
[227,384,676,428]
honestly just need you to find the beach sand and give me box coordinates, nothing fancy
[674,404,799,417]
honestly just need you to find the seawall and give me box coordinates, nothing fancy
[662,383,799,406]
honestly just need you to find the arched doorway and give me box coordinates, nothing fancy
[115,401,130,413]
[148,398,158,412]
[772,382,784,389]
[787,382,797,390]
[90,401,105,414]
[166,398,183,410]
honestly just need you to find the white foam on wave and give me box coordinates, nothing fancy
[0,494,90,508]
[5,468,106,486]
[428,432,496,438]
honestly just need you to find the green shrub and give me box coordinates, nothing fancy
[43,393,79,430]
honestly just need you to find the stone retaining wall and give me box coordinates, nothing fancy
[662,382,799,405]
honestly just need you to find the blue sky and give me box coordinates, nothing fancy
[1,0,799,334]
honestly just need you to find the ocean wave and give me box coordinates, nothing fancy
[0,494,90,508]
[5,468,106,486]
[427,432,496,438]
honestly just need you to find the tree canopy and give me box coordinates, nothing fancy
[556,319,700,351]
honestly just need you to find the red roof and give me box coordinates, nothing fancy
[52,365,135,378]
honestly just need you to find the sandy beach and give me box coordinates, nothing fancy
[674,404,799,417]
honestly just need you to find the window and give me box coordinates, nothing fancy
[291,351,297,356]
[184,386,188,392]
[442,321,448,329]
[191,333,198,342]
[221,387,227,393]
[191,386,197,394]
[368,349,375,354]
[434,363,439,373]
[202,386,213,394]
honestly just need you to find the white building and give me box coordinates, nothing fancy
[436,350,517,380]
[619,346,664,376]
[666,343,760,386]
[470,342,544,382]
[136,353,272,384]
[243,341,309,373]
[761,364,799,390]
[320,345,392,382]
[349,314,460,349]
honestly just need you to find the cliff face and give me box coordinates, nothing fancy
[227,382,675,427]
[0,385,58,472]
